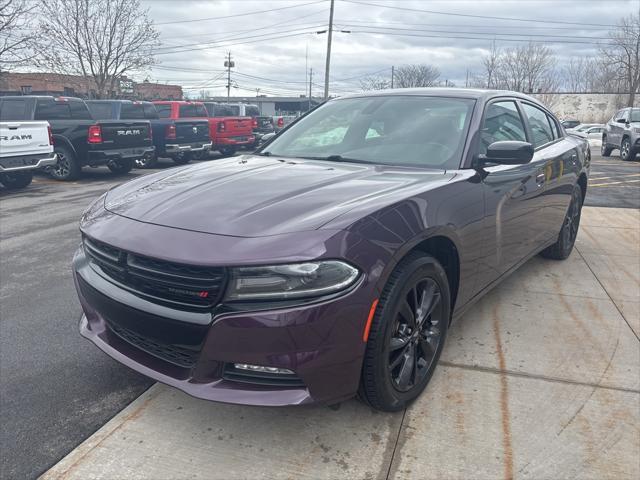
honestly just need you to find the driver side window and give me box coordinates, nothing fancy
[480,101,527,154]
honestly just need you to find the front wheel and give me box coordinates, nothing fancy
[601,137,613,157]
[107,159,134,174]
[540,185,583,260]
[620,138,634,161]
[0,171,33,189]
[358,252,450,412]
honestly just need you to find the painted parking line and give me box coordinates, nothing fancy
[590,173,640,182]
[590,179,640,187]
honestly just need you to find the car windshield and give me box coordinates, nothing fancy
[630,109,640,122]
[262,96,475,169]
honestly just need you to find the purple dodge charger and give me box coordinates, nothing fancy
[73,89,590,411]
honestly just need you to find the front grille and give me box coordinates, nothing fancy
[223,364,306,388]
[108,321,199,367]
[83,236,227,310]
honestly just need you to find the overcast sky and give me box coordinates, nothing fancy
[140,0,637,98]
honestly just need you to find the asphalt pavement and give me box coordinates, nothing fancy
[0,151,637,479]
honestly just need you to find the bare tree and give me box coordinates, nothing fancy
[359,75,391,91]
[600,11,640,106]
[37,0,160,98]
[0,0,38,71]
[482,41,501,89]
[394,64,441,88]
[198,89,211,100]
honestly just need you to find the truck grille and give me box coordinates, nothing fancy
[83,236,227,310]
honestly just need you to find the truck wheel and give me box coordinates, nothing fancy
[108,159,134,174]
[601,137,613,157]
[0,171,33,190]
[620,137,633,161]
[192,150,209,161]
[219,146,236,157]
[135,153,158,169]
[172,152,191,165]
[50,145,81,181]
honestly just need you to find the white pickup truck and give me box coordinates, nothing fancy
[0,121,57,189]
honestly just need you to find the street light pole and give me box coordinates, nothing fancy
[323,0,335,100]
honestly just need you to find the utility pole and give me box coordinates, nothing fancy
[323,0,335,100]
[391,66,394,89]
[465,69,469,88]
[224,52,235,103]
[308,68,313,111]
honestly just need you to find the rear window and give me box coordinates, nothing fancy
[245,105,260,117]
[35,100,71,120]
[121,103,147,119]
[205,103,236,117]
[225,105,240,116]
[0,99,28,120]
[87,103,113,119]
[143,104,159,119]
[155,104,172,118]
[179,103,207,117]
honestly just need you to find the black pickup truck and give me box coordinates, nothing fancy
[86,100,211,168]
[0,96,154,180]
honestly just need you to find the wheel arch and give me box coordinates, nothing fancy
[577,173,588,204]
[52,135,78,157]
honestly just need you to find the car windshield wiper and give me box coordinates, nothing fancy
[299,155,371,164]
[255,151,272,156]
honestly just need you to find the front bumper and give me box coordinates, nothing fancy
[87,146,155,165]
[165,142,212,155]
[73,247,371,407]
[0,152,57,172]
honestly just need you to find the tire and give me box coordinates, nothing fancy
[358,252,451,412]
[0,171,33,189]
[620,137,633,161]
[107,158,134,174]
[172,152,191,165]
[601,137,613,157]
[219,146,237,157]
[192,150,209,161]
[540,184,583,260]
[135,152,158,169]
[49,145,81,181]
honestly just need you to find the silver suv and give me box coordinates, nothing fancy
[602,107,640,161]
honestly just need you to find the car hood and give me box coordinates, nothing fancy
[104,155,452,237]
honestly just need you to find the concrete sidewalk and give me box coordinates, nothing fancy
[42,207,640,480]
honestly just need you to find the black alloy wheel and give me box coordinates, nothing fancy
[358,252,450,412]
[388,278,443,392]
[540,184,583,260]
[49,145,80,181]
[620,138,633,161]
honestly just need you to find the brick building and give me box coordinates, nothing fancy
[0,72,182,100]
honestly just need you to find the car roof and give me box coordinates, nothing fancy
[335,87,544,104]
[1,95,84,102]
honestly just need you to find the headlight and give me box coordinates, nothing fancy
[224,261,360,301]
[633,127,640,134]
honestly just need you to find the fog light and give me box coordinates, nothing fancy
[234,363,295,375]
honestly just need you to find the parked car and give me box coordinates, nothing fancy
[202,103,254,156]
[73,89,589,412]
[273,115,297,132]
[87,100,209,168]
[561,119,581,129]
[0,121,57,189]
[602,107,640,161]
[224,103,274,145]
[151,101,212,166]
[566,123,600,134]
[0,96,154,180]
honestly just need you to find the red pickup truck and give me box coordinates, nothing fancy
[202,103,254,156]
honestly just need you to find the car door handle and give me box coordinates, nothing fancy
[536,172,546,186]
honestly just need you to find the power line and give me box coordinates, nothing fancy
[156,0,325,25]
[337,18,609,31]
[339,0,619,28]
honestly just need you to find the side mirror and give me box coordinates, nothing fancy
[616,118,628,124]
[477,141,534,166]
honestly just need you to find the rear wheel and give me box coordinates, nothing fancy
[192,150,209,160]
[172,152,191,165]
[49,145,80,181]
[107,159,134,174]
[219,146,237,156]
[0,171,33,189]
[601,136,613,157]
[540,185,582,260]
[620,137,634,161]
[358,252,450,412]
